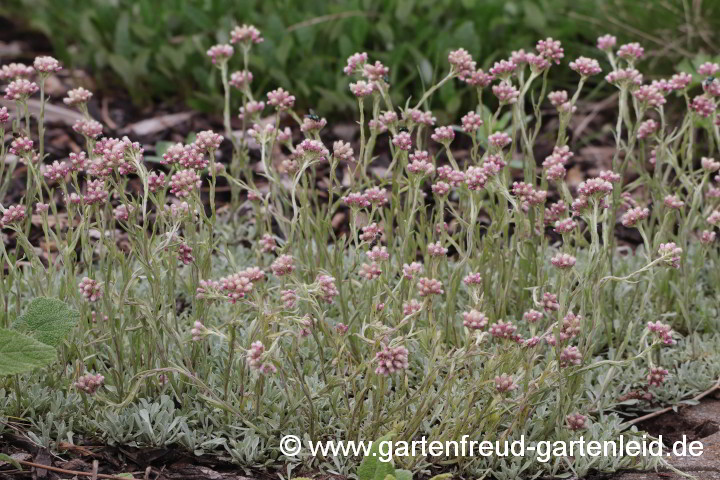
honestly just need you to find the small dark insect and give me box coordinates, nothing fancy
[305,109,320,121]
[398,126,409,133]
[703,76,716,88]
[382,75,390,84]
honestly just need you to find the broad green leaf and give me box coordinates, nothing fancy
[428,474,452,480]
[395,469,412,480]
[0,453,22,469]
[357,434,395,480]
[0,328,57,376]
[13,297,79,347]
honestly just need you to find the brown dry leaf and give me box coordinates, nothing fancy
[331,212,346,229]
[123,111,194,137]
[57,442,99,457]
[566,165,584,188]
[0,98,85,126]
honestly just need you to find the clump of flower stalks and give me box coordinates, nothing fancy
[1,27,720,478]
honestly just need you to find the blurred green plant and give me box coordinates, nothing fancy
[2,0,719,118]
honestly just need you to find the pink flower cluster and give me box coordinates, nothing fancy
[73,373,105,394]
[248,341,276,374]
[374,344,410,375]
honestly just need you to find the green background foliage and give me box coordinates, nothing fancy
[3,0,719,117]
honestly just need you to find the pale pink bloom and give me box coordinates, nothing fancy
[664,194,684,209]
[554,218,577,234]
[0,63,34,80]
[392,131,413,151]
[621,207,650,227]
[83,179,109,205]
[430,126,455,144]
[343,192,370,208]
[360,222,383,242]
[33,56,62,73]
[238,101,265,120]
[462,69,494,87]
[544,201,568,224]
[4,78,38,100]
[350,80,374,97]
[648,367,669,387]
[73,119,103,138]
[230,24,263,44]
[596,34,616,51]
[315,274,339,303]
[637,119,658,139]
[701,157,720,172]
[461,111,484,132]
[368,245,389,261]
[427,242,447,257]
[548,90,569,107]
[267,87,295,110]
[599,170,621,183]
[362,61,389,81]
[489,320,518,340]
[359,262,382,280]
[74,373,104,394]
[417,277,444,297]
[489,59,517,78]
[560,346,582,367]
[248,341,276,375]
[569,57,602,77]
[536,37,564,64]
[698,62,720,76]
[708,210,720,226]
[113,204,133,222]
[463,273,483,285]
[271,255,295,276]
[448,48,476,78]
[632,85,665,107]
[492,82,519,103]
[669,72,692,91]
[169,169,201,198]
[542,292,559,312]
[691,95,715,117]
[177,243,194,265]
[374,345,409,375]
[465,166,488,191]
[281,289,297,309]
[494,374,517,393]
[0,202,26,227]
[523,309,543,323]
[63,87,93,106]
[545,164,566,181]
[658,242,682,268]
[488,132,511,149]
[230,70,253,89]
[404,108,435,126]
[403,299,423,316]
[78,277,103,302]
[566,413,587,430]
[333,140,354,162]
[700,230,716,244]
[403,262,423,280]
[605,68,643,87]
[462,310,488,330]
[647,321,676,345]
[617,43,644,61]
[206,44,233,64]
[344,52,368,75]
[551,253,576,269]
[577,177,613,197]
[432,182,450,196]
